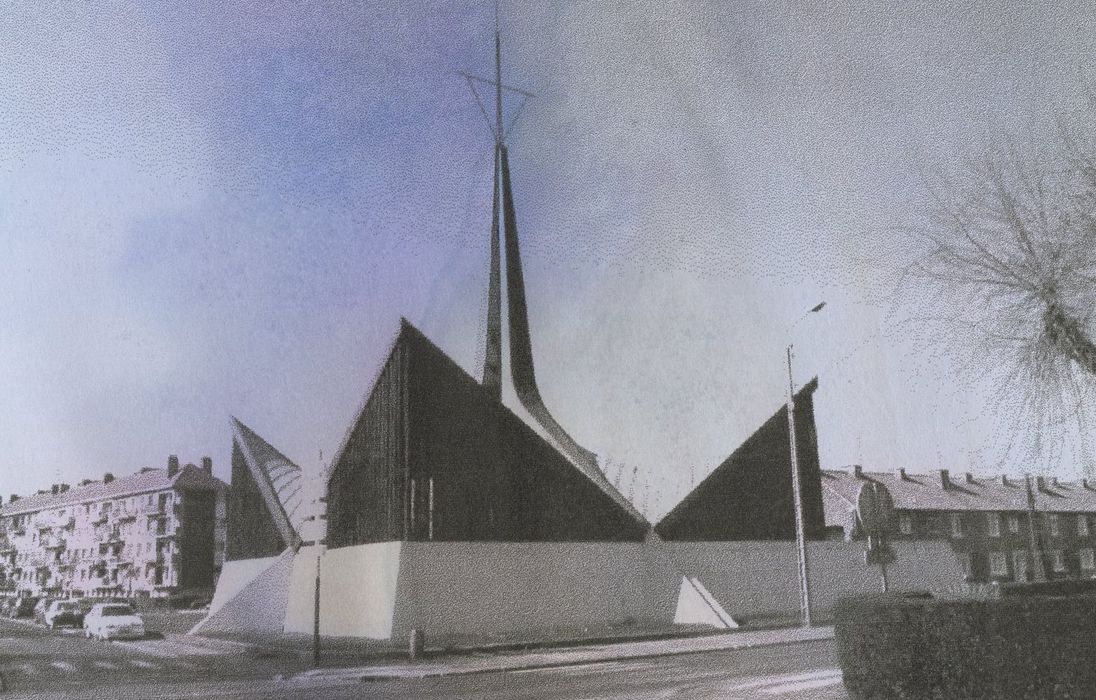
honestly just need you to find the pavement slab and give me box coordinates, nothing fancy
[285,624,835,681]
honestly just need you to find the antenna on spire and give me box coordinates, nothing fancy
[460,0,534,144]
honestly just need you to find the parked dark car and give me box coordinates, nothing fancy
[8,596,38,618]
[41,600,84,629]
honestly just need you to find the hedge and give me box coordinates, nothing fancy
[997,578,1096,598]
[834,593,1096,698]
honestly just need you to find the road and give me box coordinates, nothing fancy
[0,615,307,698]
[1,617,844,699]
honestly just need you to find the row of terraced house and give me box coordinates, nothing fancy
[0,456,227,598]
[822,466,1096,584]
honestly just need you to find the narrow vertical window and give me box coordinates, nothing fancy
[1078,515,1090,537]
[409,479,416,536]
[950,513,963,538]
[428,477,435,541]
[987,513,1001,538]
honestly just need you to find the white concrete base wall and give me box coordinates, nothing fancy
[283,541,402,639]
[392,542,658,640]
[210,539,965,641]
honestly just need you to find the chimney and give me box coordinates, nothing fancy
[9,494,18,503]
[1085,479,1093,491]
[201,456,213,475]
[965,473,976,485]
[167,455,180,478]
[103,472,114,484]
[939,469,951,490]
[79,479,93,486]
[59,483,69,493]
[51,484,59,495]
[1000,475,1011,487]
[853,465,864,479]
[895,468,908,481]
[1036,476,1047,491]
[1051,476,1060,488]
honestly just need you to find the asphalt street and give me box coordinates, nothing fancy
[1,617,844,700]
[0,616,307,697]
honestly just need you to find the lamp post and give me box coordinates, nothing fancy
[787,301,825,628]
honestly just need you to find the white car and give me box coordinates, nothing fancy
[83,603,146,641]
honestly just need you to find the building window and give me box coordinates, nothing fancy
[1051,549,1066,572]
[1013,551,1029,582]
[950,513,963,538]
[1008,515,1020,534]
[987,513,1001,538]
[989,552,1008,577]
[1081,548,1095,571]
[958,553,972,577]
[899,514,912,536]
[428,477,435,541]
[1079,516,1090,537]
[1048,514,1060,537]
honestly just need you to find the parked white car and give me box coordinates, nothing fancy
[83,603,145,640]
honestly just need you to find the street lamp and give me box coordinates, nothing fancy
[787,301,825,628]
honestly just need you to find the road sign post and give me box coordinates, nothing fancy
[857,480,897,592]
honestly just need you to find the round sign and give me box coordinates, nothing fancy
[856,481,896,537]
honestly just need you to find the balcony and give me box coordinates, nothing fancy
[91,514,109,526]
[43,536,66,551]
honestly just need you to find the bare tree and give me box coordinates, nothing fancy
[902,109,1096,472]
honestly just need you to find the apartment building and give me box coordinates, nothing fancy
[0,456,227,598]
[822,467,1096,583]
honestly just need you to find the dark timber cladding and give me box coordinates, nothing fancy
[226,439,287,561]
[325,320,648,547]
[655,379,825,541]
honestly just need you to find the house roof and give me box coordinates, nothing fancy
[821,467,1096,527]
[0,465,225,517]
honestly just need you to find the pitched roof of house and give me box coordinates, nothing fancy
[231,417,305,547]
[821,467,1096,527]
[0,465,225,517]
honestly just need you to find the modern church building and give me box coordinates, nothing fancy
[193,28,961,641]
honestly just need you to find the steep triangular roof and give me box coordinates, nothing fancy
[230,417,305,548]
[329,319,648,530]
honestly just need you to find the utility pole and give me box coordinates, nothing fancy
[787,345,812,627]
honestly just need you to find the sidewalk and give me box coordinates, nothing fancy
[282,624,835,682]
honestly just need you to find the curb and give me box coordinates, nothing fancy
[281,627,835,682]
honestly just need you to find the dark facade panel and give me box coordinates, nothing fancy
[327,321,647,547]
[655,380,825,541]
[326,338,408,548]
[226,442,286,561]
[177,490,216,589]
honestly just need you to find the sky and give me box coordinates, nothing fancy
[3,1,1096,519]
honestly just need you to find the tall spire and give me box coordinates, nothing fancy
[465,6,647,525]
[481,3,505,397]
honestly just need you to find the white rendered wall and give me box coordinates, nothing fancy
[209,539,964,641]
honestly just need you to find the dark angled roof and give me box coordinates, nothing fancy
[1,465,225,517]
[330,319,648,528]
[821,468,1096,527]
[231,417,305,548]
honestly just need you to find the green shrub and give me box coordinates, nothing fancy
[835,593,1096,699]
